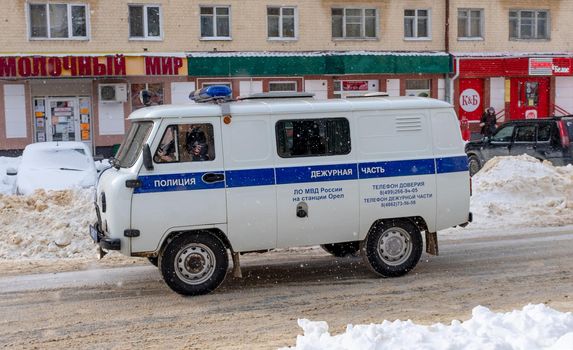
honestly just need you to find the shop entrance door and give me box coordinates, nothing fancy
[46,98,80,142]
[510,78,550,120]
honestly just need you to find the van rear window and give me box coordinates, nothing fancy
[276,118,351,158]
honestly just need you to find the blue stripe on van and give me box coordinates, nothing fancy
[358,158,436,179]
[225,168,275,188]
[134,172,225,194]
[133,156,468,194]
[436,156,469,174]
[275,163,358,185]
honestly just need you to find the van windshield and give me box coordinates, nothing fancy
[115,122,153,168]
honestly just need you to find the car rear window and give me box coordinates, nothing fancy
[566,120,573,138]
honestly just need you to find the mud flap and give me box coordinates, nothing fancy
[232,251,242,278]
[425,231,439,256]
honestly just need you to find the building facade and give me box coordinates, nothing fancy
[0,0,572,155]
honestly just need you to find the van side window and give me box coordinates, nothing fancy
[276,118,351,158]
[154,123,215,163]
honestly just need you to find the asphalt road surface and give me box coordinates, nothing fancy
[1,229,572,349]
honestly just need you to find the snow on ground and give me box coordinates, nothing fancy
[284,304,573,350]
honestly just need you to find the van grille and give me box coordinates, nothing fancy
[395,117,422,132]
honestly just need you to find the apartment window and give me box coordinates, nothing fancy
[269,82,297,92]
[404,9,430,39]
[332,8,377,39]
[29,3,88,39]
[458,9,483,39]
[405,80,431,97]
[129,5,162,39]
[267,7,296,39]
[509,10,550,40]
[201,6,231,39]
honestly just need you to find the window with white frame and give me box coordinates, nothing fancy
[332,8,377,39]
[269,81,297,92]
[509,10,550,40]
[201,6,231,39]
[29,3,88,39]
[404,9,430,39]
[405,80,431,97]
[129,4,162,39]
[458,9,483,39]
[267,7,296,39]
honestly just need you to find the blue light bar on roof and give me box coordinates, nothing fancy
[189,85,232,103]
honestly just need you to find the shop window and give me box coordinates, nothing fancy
[458,9,483,39]
[131,83,164,111]
[129,5,162,39]
[201,6,231,39]
[405,80,431,97]
[331,8,377,39]
[202,82,231,88]
[29,3,88,39]
[267,7,296,39]
[276,118,351,158]
[154,124,215,163]
[333,80,377,98]
[509,10,549,40]
[404,9,430,39]
[269,82,297,92]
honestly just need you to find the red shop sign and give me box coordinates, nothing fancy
[552,58,572,76]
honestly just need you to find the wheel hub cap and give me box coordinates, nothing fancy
[175,244,215,285]
[377,228,412,266]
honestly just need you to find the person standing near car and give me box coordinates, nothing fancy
[480,107,497,137]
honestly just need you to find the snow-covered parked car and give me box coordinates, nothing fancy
[7,141,97,195]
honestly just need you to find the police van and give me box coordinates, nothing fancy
[90,86,471,295]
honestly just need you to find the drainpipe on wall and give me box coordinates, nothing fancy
[444,0,454,103]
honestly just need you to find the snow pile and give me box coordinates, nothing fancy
[0,189,98,259]
[284,304,573,350]
[468,155,573,229]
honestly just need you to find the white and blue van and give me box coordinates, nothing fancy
[90,86,471,295]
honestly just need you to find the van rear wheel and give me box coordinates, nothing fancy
[320,241,360,257]
[362,219,423,278]
[160,233,228,296]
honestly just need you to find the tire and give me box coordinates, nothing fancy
[147,256,158,267]
[320,241,360,257]
[361,219,423,278]
[468,155,481,177]
[160,233,228,296]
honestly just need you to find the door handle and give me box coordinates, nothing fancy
[202,173,225,183]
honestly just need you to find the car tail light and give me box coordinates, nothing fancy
[557,120,570,148]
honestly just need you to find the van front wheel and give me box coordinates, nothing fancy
[468,155,481,177]
[160,233,228,296]
[362,219,423,278]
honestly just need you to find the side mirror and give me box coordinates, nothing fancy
[6,167,17,176]
[142,144,154,171]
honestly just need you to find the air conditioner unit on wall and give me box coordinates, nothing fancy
[99,84,127,103]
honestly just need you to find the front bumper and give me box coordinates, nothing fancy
[89,222,121,251]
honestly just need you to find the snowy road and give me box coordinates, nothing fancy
[1,228,572,349]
